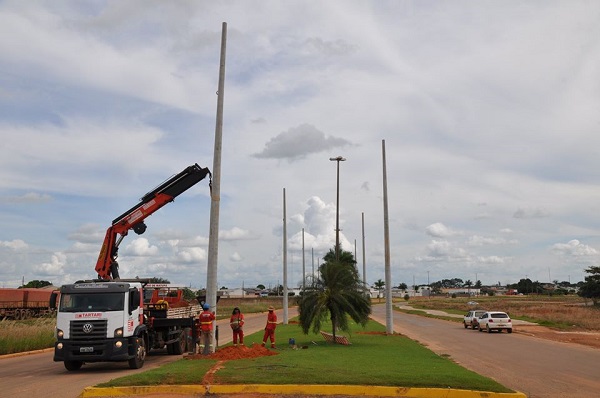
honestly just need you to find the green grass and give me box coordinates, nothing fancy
[0,317,56,355]
[98,359,217,386]
[98,319,513,393]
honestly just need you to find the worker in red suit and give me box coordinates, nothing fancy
[261,305,277,348]
[197,303,215,355]
[229,307,245,346]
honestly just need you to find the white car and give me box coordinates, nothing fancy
[477,311,512,333]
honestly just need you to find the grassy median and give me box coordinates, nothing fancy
[98,319,514,393]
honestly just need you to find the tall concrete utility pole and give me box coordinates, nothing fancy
[206,22,227,351]
[283,188,288,324]
[362,212,366,287]
[381,139,393,334]
[302,228,306,290]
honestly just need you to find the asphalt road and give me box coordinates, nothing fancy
[3,306,599,398]
[0,309,279,398]
[370,304,600,398]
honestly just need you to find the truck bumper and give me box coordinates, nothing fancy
[54,337,136,362]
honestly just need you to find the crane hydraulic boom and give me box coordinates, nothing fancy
[95,163,211,280]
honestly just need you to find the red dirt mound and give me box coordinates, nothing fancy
[187,343,279,361]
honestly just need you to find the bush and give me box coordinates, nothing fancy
[451,293,457,299]
[403,294,410,301]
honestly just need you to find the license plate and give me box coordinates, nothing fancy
[80,347,94,353]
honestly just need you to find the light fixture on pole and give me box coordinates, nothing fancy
[329,156,346,260]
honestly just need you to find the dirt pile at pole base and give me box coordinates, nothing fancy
[187,343,279,360]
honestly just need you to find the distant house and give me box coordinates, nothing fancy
[441,288,481,296]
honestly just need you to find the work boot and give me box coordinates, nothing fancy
[261,342,265,347]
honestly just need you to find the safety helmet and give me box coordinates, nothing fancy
[203,303,210,310]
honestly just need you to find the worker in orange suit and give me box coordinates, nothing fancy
[261,305,277,348]
[197,303,215,355]
[229,307,245,346]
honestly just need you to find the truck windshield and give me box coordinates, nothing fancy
[59,293,124,312]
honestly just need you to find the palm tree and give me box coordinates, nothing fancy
[465,279,473,296]
[298,248,371,343]
[373,279,385,302]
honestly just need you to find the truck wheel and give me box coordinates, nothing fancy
[464,322,468,329]
[479,325,483,332]
[173,330,186,355]
[507,328,513,334]
[128,336,147,369]
[64,360,83,371]
[486,325,491,333]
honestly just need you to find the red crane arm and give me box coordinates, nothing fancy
[95,163,211,280]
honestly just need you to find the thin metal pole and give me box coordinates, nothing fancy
[282,188,288,324]
[311,248,315,286]
[329,156,345,260]
[206,22,227,352]
[302,228,306,290]
[382,139,393,334]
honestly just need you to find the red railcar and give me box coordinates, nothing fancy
[0,288,55,320]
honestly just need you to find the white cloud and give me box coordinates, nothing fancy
[551,240,598,257]
[425,223,459,238]
[124,238,159,256]
[0,239,28,250]
[468,235,518,247]
[219,227,254,241]
[177,247,207,263]
[35,252,66,276]
[230,252,242,262]
[0,192,52,204]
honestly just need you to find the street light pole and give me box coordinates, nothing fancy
[329,156,346,260]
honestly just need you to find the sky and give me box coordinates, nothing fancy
[1,1,600,290]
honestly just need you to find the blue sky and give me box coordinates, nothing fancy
[1,1,600,289]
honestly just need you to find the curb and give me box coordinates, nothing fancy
[81,384,527,397]
[0,347,54,359]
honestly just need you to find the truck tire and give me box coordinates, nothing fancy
[507,328,513,334]
[463,322,468,329]
[174,330,186,355]
[128,335,147,369]
[64,360,83,371]
[168,330,186,355]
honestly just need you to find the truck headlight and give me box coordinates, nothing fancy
[114,327,123,337]
[57,343,63,350]
[115,340,123,348]
[56,329,64,338]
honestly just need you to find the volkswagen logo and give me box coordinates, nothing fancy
[82,323,94,334]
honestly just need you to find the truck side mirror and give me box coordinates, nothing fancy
[129,289,141,314]
[50,291,58,310]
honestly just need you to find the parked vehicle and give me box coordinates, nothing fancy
[477,311,512,333]
[51,280,200,371]
[463,310,486,329]
[0,288,55,320]
[52,164,211,371]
